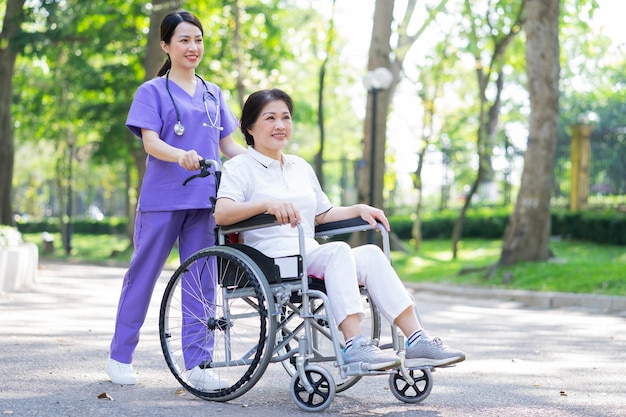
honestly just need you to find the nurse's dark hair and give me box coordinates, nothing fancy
[156,11,204,77]
[240,89,294,146]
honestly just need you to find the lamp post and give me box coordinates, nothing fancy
[363,67,393,242]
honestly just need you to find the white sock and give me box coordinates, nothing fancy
[407,329,424,347]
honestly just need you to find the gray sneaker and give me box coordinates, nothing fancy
[405,335,465,368]
[342,335,400,370]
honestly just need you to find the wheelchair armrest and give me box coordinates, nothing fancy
[218,213,279,234]
[314,217,383,238]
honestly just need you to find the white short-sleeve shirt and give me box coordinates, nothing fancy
[217,147,332,258]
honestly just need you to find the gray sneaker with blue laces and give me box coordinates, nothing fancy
[342,335,400,370]
[405,335,465,368]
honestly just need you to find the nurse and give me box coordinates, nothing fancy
[105,10,245,390]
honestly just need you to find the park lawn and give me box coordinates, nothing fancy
[393,238,626,296]
[22,233,626,296]
[22,232,181,268]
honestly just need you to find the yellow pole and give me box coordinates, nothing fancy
[570,123,592,212]
[578,124,592,209]
[570,125,581,211]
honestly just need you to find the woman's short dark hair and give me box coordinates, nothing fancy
[240,89,294,146]
[156,11,204,76]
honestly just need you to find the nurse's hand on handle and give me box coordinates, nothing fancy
[178,150,202,171]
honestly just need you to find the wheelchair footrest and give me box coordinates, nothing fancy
[339,362,391,378]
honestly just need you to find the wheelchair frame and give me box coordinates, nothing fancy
[158,160,434,412]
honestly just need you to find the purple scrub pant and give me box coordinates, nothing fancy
[109,209,215,367]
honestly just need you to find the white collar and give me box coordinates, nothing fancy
[247,146,295,168]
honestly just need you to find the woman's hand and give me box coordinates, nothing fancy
[357,204,390,231]
[266,201,301,227]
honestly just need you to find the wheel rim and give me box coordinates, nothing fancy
[278,287,381,393]
[160,246,275,401]
[388,368,433,403]
[291,366,336,412]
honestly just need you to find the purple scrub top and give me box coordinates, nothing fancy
[126,76,238,211]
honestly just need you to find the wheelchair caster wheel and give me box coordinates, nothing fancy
[388,368,433,403]
[290,365,336,412]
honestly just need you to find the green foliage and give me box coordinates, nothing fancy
[21,232,134,264]
[389,207,626,245]
[9,0,365,222]
[552,210,626,245]
[16,217,128,235]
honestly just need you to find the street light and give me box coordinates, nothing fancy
[363,67,393,242]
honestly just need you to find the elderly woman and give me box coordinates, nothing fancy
[214,88,465,371]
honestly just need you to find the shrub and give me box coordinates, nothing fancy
[389,208,626,245]
[0,225,23,247]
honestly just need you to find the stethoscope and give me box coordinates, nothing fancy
[165,70,223,136]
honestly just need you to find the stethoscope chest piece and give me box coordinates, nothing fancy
[174,121,185,136]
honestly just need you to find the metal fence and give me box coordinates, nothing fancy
[554,125,626,207]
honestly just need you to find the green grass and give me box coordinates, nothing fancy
[22,232,181,268]
[392,238,626,296]
[22,233,626,296]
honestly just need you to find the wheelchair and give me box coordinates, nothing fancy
[159,160,435,412]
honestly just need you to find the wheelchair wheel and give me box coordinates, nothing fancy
[290,365,336,412]
[160,246,276,401]
[278,287,381,393]
[388,368,433,403]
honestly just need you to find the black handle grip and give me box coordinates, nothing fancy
[182,159,220,186]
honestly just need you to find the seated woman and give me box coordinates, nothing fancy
[214,88,465,371]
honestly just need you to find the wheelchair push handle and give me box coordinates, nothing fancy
[182,158,221,186]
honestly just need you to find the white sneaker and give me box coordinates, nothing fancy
[105,357,138,385]
[186,366,230,391]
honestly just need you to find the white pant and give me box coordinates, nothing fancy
[305,242,414,328]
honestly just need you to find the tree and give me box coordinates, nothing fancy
[359,0,447,211]
[409,38,456,249]
[498,0,560,266]
[126,0,181,237]
[356,0,447,247]
[450,0,525,259]
[313,0,337,188]
[0,0,26,225]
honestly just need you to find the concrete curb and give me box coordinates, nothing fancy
[406,282,626,316]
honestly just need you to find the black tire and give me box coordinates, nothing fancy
[278,286,381,393]
[388,368,433,403]
[160,246,276,401]
[290,365,336,412]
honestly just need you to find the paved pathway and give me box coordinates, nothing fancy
[1,260,625,417]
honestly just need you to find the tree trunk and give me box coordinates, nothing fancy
[500,0,560,266]
[451,71,505,259]
[233,0,245,109]
[314,0,337,188]
[353,0,444,248]
[125,0,179,239]
[450,0,524,259]
[0,0,26,226]
[357,0,394,212]
[143,0,173,79]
